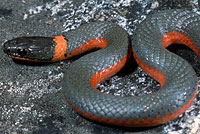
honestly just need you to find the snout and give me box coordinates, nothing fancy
[3,38,27,57]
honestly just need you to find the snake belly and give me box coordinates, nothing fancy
[3,9,200,127]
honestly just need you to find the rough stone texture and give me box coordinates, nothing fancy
[0,0,199,134]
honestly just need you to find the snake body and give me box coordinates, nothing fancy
[3,9,200,127]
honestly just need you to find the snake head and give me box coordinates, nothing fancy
[3,36,56,62]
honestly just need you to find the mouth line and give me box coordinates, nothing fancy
[6,52,21,58]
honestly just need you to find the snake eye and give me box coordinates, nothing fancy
[17,48,27,57]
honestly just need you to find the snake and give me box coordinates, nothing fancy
[3,9,200,127]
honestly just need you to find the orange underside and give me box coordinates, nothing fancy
[10,56,42,62]
[162,31,200,56]
[64,89,197,127]
[67,38,108,59]
[90,56,128,89]
[63,31,199,127]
